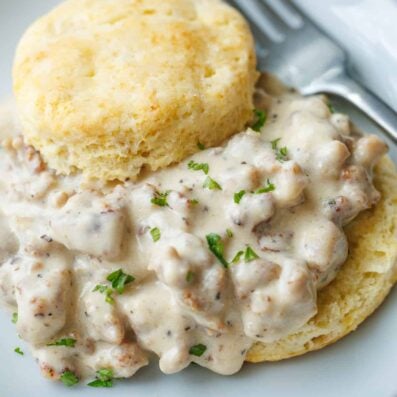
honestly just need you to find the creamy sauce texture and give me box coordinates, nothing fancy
[0,90,387,381]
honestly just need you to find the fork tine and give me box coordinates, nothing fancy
[232,0,285,43]
[228,0,272,66]
[263,0,304,29]
[254,1,293,32]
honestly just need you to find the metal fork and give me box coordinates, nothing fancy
[229,0,397,142]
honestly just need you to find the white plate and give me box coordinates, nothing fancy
[0,2,396,397]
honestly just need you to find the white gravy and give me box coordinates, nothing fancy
[0,90,387,382]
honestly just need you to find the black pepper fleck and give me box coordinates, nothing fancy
[40,235,53,243]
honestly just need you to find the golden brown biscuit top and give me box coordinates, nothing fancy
[13,0,258,180]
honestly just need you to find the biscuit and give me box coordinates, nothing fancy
[246,149,397,362]
[13,0,258,180]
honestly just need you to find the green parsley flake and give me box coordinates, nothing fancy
[93,284,114,304]
[14,347,24,356]
[150,227,161,242]
[186,271,195,283]
[188,199,199,205]
[11,312,18,324]
[271,138,288,162]
[234,190,246,204]
[107,269,135,294]
[255,179,276,194]
[271,137,281,151]
[87,368,114,388]
[203,176,222,191]
[189,343,207,357]
[47,338,76,348]
[279,146,288,158]
[60,370,79,387]
[231,250,244,264]
[244,246,259,262]
[206,233,228,268]
[327,102,335,114]
[151,191,169,207]
[231,246,260,264]
[94,270,135,304]
[187,160,209,175]
[197,142,206,150]
[87,379,113,388]
[252,109,267,132]
[226,228,233,238]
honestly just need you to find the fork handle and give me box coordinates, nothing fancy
[304,72,397,143]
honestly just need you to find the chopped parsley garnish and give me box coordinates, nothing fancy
[244,246,259,262]
[87,368,114,388]
[60,370,79,387]
[203,176,222,191]
[11,312,18,324]
[226,228,233,238]
[231,250,244,264]
[14,347,24,355]
[271,137,281,150]
[206,233,228,268]
[279,146,288,158]
[231,246,259,264]
[107,269,135,294]
[93,285,114,304]
[234,190,246,204]
[271,138,288,162]
[88,379,112,388]
[197,141,206,150]
[150,227,161,242]
[47,338,76,348]
[189,344,207,357]
[151,191,169,207]
[255,179,276,194]
[327,102,335,114]
[188,198,199,205]
[252,109,267,132]
[188,160,209,175]
[186,271,195,283]
[94,269,135,304]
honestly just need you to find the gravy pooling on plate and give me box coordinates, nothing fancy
[0,88,387,382]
